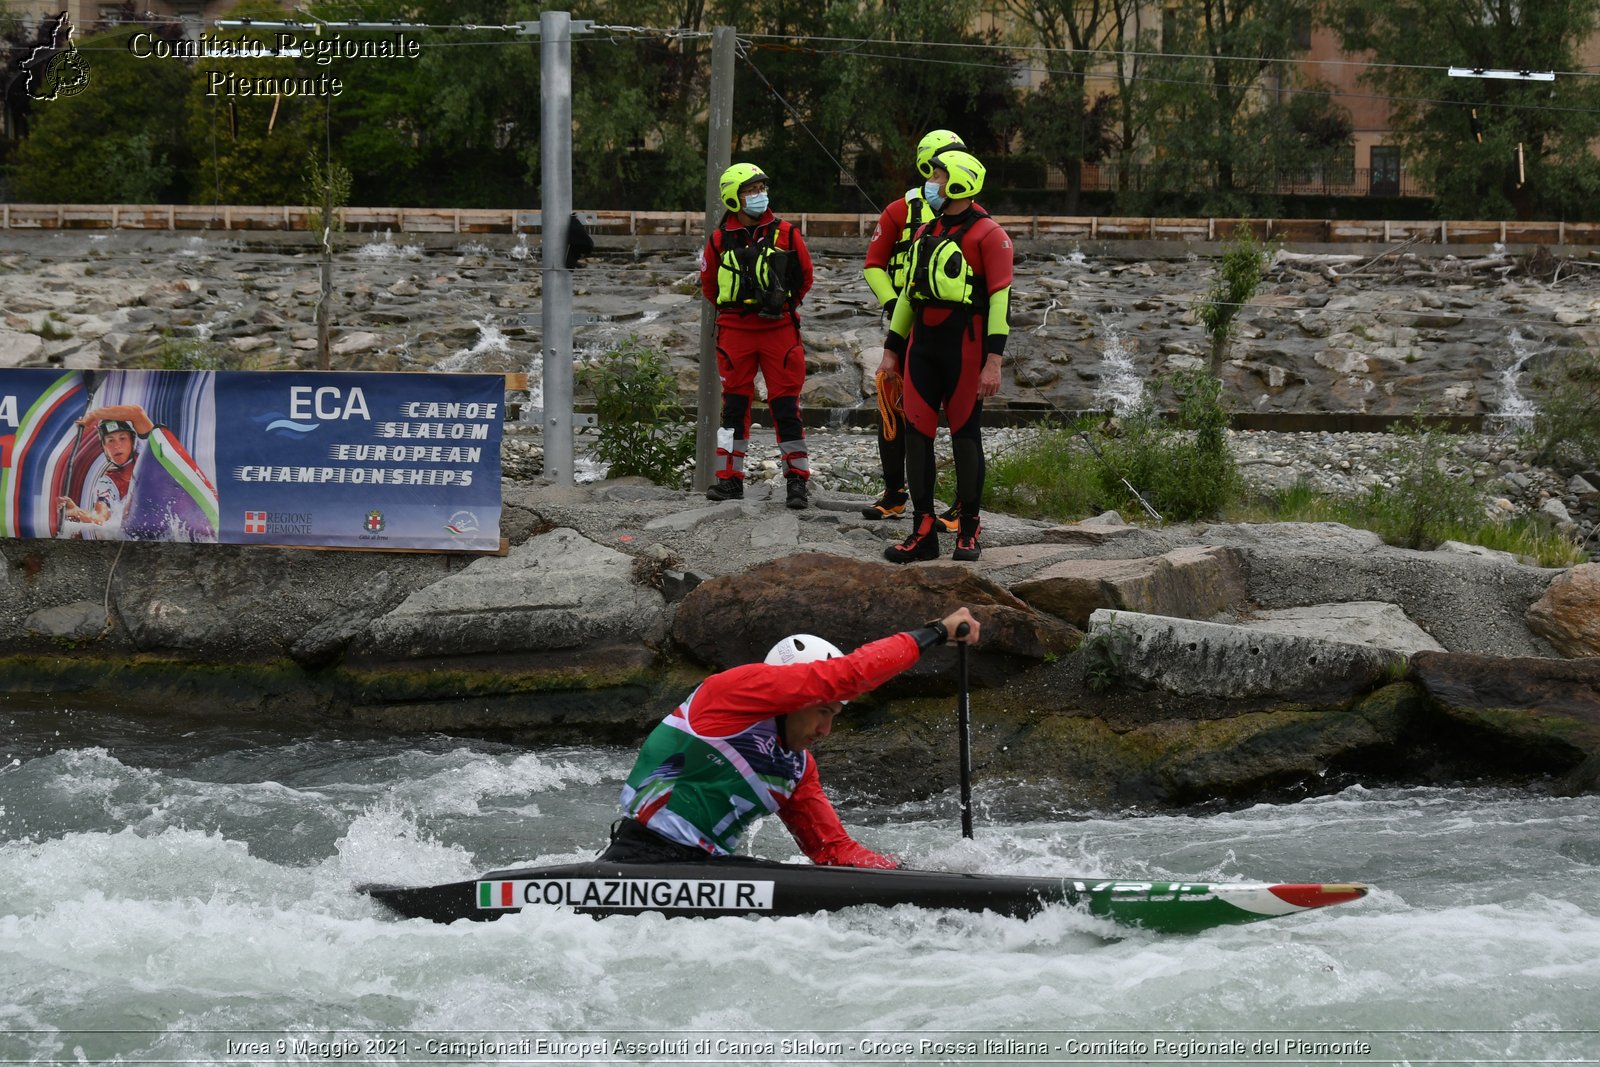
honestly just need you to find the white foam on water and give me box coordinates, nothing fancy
[1493,328,1539,425]
[3,740,1596,1063]
[353,231,422,262]
[1093,315,1146,416]
[436,321,510,373]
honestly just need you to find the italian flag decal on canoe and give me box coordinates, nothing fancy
[1080,881,1369,934]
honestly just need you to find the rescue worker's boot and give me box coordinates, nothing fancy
[884,513,940,564]
[706,476,744,502]
[937,501,962,533]
[952,515,982,562]
[861,490,907,520]
[786,475,809,510]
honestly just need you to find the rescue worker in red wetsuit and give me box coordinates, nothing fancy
[860,129,966,522]
[601,607,982,867]
[699,163,816,509]
[878,151,1013,564]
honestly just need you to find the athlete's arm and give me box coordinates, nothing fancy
[779,761,898,868]
[81,404,155,436]
[689,612,980,737]
[688,632,921,736]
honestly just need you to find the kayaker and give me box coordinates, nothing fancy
[601,607,982,869]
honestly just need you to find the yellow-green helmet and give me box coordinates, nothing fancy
[916,129,966,179]
[719,162,770,212]
[933,149,985,200]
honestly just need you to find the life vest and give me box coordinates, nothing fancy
[713,218,800,317]
[905,208,992,327]
[887,189,936,294]
[618,688,808,856]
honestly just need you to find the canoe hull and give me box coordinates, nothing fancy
[362,860,1367,934]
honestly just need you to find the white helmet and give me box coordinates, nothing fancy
[765,633,849,705]
[765,633,844,666]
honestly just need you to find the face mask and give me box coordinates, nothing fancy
[742,191,769,215]
[923,180,945,211]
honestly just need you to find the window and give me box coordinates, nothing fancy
[1370,145,1401,196]
[1291,15,1312,51]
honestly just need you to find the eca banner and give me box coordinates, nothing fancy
[0,368,503,551]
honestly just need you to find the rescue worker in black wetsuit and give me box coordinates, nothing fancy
[877,151,1013,563]
[860,129,966,522]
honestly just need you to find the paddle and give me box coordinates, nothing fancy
[956,621,973,838]
[55,422,85,534]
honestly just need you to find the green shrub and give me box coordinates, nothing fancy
[1363,419,1483,549]
[145,330,229,371]
[1196,226,1269,377]
[978,418,1105,519]
[578,336,694,488]
[1521,348,1600,471]
[1245,473,1584,569]
[1096,371,1241,522]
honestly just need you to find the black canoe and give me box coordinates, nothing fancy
[361,858,1367,934]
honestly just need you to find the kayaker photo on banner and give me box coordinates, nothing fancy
[600,607,983,868]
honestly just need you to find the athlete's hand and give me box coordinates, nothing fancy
[942,607,980,645]
[875,349,899,379]
[978,359,1001,398]
[57,498,91,523]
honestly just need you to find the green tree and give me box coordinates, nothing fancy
[568,0,712,210]
[1135,0,1316,212]
[10,24,192,202]
[1197,224,1268,376]
[1327,0,1600,220]
[1102,0,1163,196]
[234,0,543,208]
[1001,0,1120,212]
[817,0,1019,210]
[184,0,327,205]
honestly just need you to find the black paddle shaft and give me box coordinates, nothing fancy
[956,622,973,838]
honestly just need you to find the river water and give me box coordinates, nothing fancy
[2,705,1596,1066]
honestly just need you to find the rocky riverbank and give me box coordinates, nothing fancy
[3,467,1597,811]
[5,228,1597,544]
[4,227,1596,425]
[3,227,1598,812]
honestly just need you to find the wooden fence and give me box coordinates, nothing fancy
[3,203,1598,247]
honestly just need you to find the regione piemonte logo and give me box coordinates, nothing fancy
[21,13,91,101]
[244,511,267,534]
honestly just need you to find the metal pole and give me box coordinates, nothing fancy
[540,10,575,486]
[694,25,736,492]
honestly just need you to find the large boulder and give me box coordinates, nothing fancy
[1408,651,1600,790]
[1011,545,1248,629]
[671,552,1080,690]
[824,679,1428,809]
[1084,609,1405,701]
[0,328,44,367]
[1199,521,1560,656]
[1526,563,1600,657]
[1236,601,1444,656]
[352,527,667,660]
